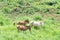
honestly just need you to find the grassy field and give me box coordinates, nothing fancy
[0,0,60,40]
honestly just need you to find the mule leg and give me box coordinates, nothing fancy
[28,28,31,33]
[28,28,31,34]
[34,26,39,29]
[34,26,37,29]
[29,28,31,31]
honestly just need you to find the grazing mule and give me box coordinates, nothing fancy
[17,19,29,26]
[29,21,44,29]
[17,25,31,32]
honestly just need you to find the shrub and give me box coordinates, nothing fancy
[55,8,60,14]
[56,11,60,14]
[34,15,42,20]
[43,1,57,6]
[2,7,10,14]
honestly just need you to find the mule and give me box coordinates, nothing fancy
[17,25,31,32]
[29,21,44,29]
[17,19,29,26]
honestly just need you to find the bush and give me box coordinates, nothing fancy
[56,11,60,14]
[46,2,57,6]
[2,7,10,14]
[34,15,42,20]
[42,1,57,6]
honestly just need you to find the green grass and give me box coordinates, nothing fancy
[0,0,60,14]
[0,0,60,40]
[0,13,60,40]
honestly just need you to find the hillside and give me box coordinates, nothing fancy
[0,0,60,40]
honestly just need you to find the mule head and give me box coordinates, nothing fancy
[26,26,31,30]
[17,22,21,25]
[24,19,29,23]
[29,21,34,26]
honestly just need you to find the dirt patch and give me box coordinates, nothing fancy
[42,13,60,21]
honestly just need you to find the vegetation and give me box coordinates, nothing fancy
[0,0,60,40]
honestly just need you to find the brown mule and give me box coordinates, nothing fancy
[17,19,29,26]
[17,25,31,32]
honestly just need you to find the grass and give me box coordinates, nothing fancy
[0,0,60,40]
[0,13,60,40]
[0,0,60,14]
